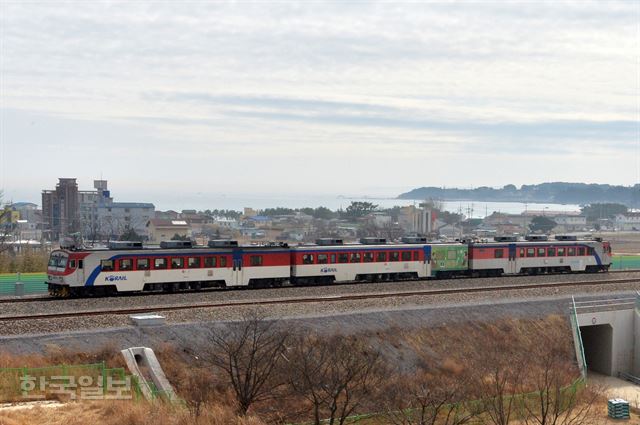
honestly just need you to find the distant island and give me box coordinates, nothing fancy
[398,182,640,207]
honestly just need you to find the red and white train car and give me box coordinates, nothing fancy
[47,240,290,297]
[468,236,612,276]
[290,238,431,284]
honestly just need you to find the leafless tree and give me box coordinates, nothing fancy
[472,351,525,425]
[385,372,478,425]
[520,344,600,425]
[286,333,385,425]
[202,312,290,415]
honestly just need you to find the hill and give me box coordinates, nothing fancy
[398,182,640,206]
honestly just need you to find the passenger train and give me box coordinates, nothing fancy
[46,236,612,297]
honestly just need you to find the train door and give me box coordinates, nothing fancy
[423,245,432,277]
[508,243,517,274]
[74,257,85,286]
[232,249,244,286]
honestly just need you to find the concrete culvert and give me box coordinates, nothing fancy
[581,324,613,375]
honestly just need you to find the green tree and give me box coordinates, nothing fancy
[312,206,335,220]
[580,203,627,221]
[171,233,190,241]
[119,227,144,241]
[261,207,295,216]
[529,216,557,233]
[344,201,378,219]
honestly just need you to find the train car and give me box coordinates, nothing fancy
[429,243,468,278]
[47,240,290,297]
[290,237,433,285]
[468,235,612,276]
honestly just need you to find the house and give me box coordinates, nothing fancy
[552,214,587,232]
[245,216,272,228]
[146,219,191,243]
[614,213,640,231]
[212,217,239,229]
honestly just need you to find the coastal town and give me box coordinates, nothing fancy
[2,178,639,250]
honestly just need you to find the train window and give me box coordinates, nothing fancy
[250,255,263,266]
[350,253,361,263]
[526,248,535,257]
[204,256,216,268]
[447,250,456,260]
[171,258,184,268]
[413,251,420,261]
[578,247,586,256]
[69,259,76,269]
[302,254,314,264]
[188,257,201,268]
[588,247,595,255]
[119,259,133,271]
[537,248,546,257]
[494,249,504,259]
[137,258,149,270]
[78,260,83,269]
[363,252,374,263]
[389,252,399,262]
[330,254,336,263]
[154,258,167,269]
[377,252,387,262]
[548,248,556,257]
[567,247,576,256]
[338,253,349,263]
[401,251,412,261]
[101,260,114,271]
[519,248,525,258]
[317,254,328,264]
[557,248,565,256]
[220,257,227,267]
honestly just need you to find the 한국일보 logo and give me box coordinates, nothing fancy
[105,275,127,282]
[320,267,337,273]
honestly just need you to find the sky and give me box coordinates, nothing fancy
[1,1,638,210]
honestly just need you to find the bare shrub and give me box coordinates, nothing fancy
[385,371,477,425]
[470,338,526,425]
[519,330,600,425]
[286,332,385,425]
[201,311,290,415]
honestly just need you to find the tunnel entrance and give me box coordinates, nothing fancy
[580,324,613,375]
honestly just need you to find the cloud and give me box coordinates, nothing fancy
[1,0,638,202]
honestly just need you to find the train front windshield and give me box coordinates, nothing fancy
[48,251,68,270]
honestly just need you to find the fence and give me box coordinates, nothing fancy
[611,255,640,270]
[334,376,586,424]
[0,361,146,402]
[0,273,48,296]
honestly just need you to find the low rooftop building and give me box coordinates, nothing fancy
[146,219,191,244]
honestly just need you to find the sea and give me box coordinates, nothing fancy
[153,193,581,219]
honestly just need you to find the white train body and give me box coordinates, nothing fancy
[47,244,290,296]
[469,239,612,276]
[290,243,432,284]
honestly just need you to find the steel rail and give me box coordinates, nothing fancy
[1,270,639,305]
[0,277,638,322]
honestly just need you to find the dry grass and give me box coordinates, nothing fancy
[0,250,49,274]
[0,315,602,424]
[0,400,265,425]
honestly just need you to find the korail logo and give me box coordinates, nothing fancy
[105,275,127,282]
[320,267,337,273]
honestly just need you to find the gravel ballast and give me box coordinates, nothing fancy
[0,275,638,336]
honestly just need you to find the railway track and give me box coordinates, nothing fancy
[0,276,638,322]
[0,269,637,305]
